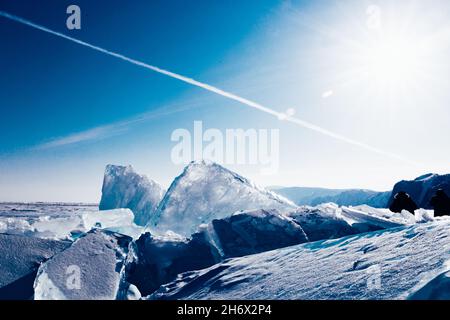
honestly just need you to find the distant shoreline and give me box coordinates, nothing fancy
[0,202,99,206]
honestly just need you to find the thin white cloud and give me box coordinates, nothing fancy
[33,99,206,150]
[0,10,417,165]
[35,124,125,150]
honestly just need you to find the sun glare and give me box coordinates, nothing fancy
[363,33,423,87]
[314,2,445,106]
[366,37,420,86]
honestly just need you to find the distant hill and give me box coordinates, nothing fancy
[274,173,450,209]
[272,187,390,208]
[269,187,342,205]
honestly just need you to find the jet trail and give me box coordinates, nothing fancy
[0,11,416,165]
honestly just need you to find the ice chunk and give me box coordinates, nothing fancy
[408,269,450,300]
[125,232,218,297]
[149,161,296,236]
[356,205,416,225]
[34,229,133,300]
[415,209,435,223]
[0,234,70,300]
[0,218,34,236]
[0,208,142,240]
[80,209,144,238]
[99,165,166,226]
[127,209,307,296]
[126,284,141,300]
[200,209,308,258]
[341,205,409,231]
[288,204,358,241]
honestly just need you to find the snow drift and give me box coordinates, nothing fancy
[149,219,450,300]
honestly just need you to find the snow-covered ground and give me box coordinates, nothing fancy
[1,162,449,300]
[1,201,449,300]
[0,198,445,300]
[149,218,450,300]
[0,202,98,217]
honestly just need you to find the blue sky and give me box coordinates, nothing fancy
[1,0,450,202]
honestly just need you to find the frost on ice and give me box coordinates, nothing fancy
[126,209,308,296]
[125,232,219,296]
[1,161,450,300]
[199,209,308,258]
[149,219,450,300]
[99,165,166,226]
[287,203,426,242]
[148,160,296,236]
[0,234,70,300]
[409,268,450,300]
[288,204,359,241]
[0,207,142,240]
[341,205,417,229]
[34,229,133,300]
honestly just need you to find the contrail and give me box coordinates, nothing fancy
[0,10,416,165]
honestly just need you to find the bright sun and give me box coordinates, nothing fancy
[323,3,441,105]
[363,34,423,87]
